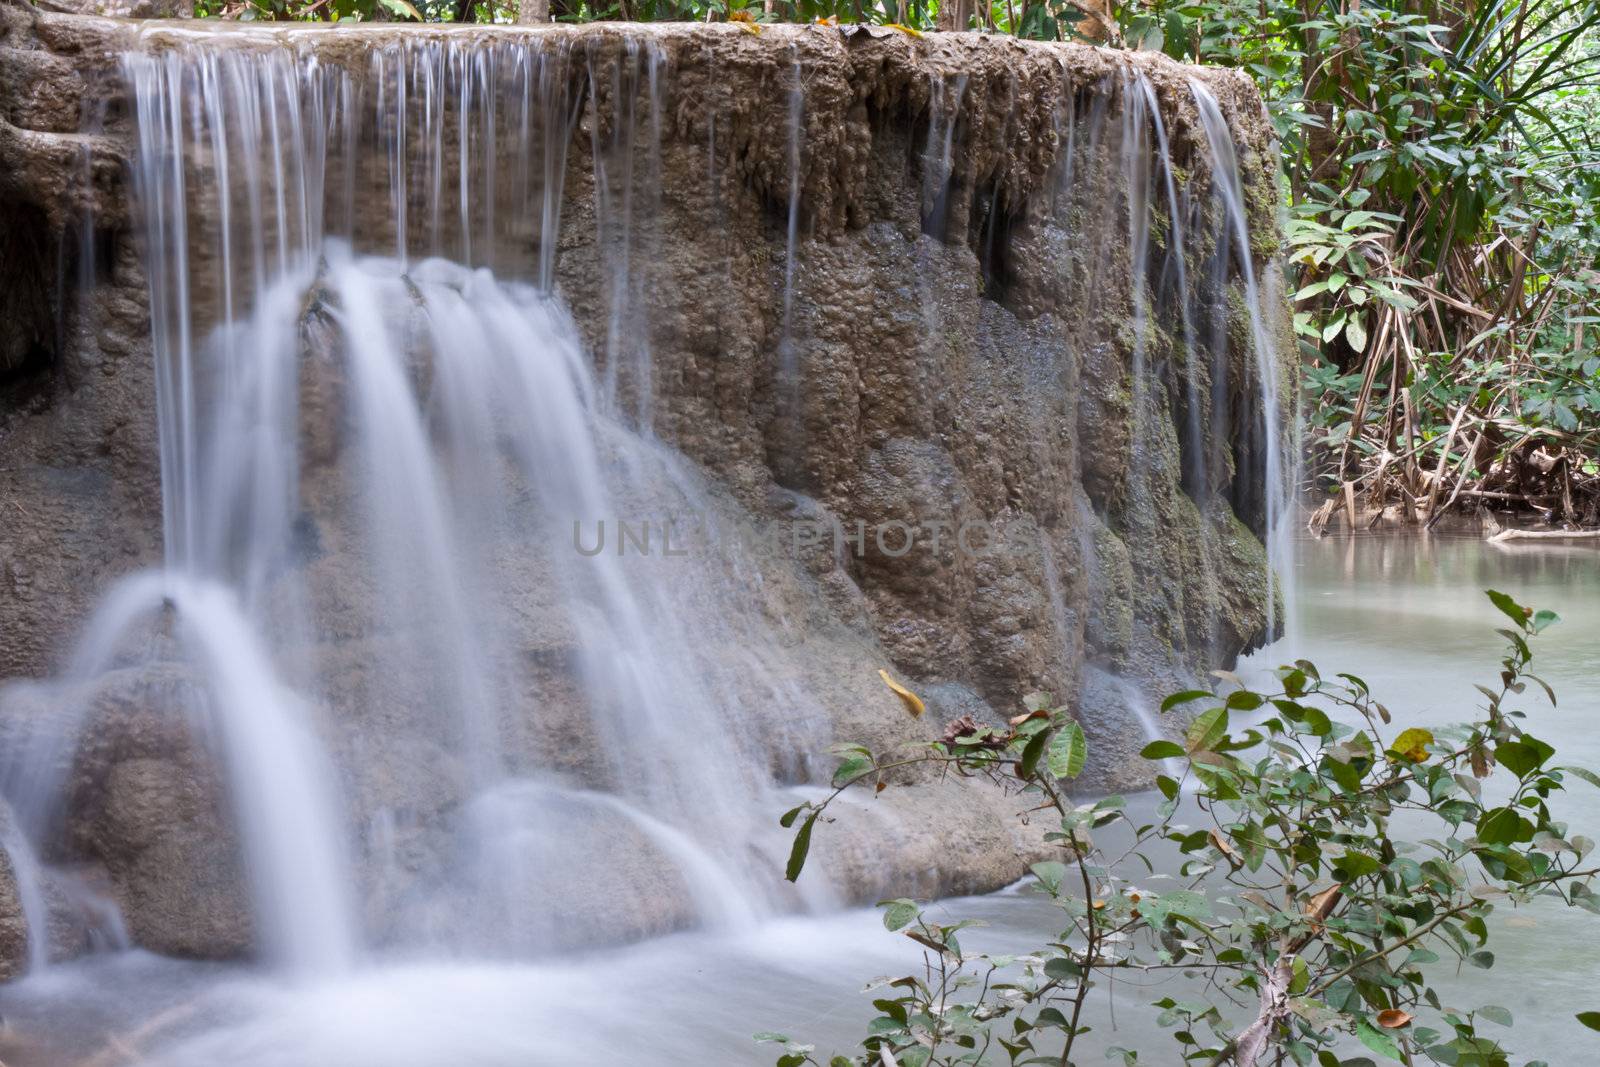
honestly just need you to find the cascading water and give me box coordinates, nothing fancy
[1191,79,1297,647]
[0,21,1296,1064]
[2,30,845,982]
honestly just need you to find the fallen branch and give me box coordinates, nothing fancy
[1487,527,1600,544]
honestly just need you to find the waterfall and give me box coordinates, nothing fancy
[0,32,855,970]
[1190,79,1296,644]
[0,25,1292,1001]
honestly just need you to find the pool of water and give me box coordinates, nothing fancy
[1249,532,1600,1064]
[3,533,1596,1064]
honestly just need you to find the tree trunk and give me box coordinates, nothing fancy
[1072,0,1115,41]
[518,0,549,20]
[937,0,973,30]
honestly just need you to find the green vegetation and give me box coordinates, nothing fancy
[1153,0,1600,529]
[768,592,1600,1065]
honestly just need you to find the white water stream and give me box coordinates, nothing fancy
[0,27,1299,1065]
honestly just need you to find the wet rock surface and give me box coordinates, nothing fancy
[0,7,1287,964]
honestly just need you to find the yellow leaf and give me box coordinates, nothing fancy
[1391,727,1434,763]
[883,22,924,37]
[728,10,762,32]
[879,669,925,718]
[1377,1009,1413,1029]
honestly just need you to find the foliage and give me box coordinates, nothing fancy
[1117,0,1600,526]
[193,0,498,21]
[186,0,1105,46]
[765,592,1600,1065]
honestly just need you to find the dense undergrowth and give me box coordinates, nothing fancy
[192,0,1600,529]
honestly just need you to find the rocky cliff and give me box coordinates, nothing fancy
[0,4,1290,970]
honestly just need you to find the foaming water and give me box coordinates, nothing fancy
[0,886,1175,1067]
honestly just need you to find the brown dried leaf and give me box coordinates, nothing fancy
[940,714,1007,749]
[1209,828,1242,868]
[1304,884,1342,923]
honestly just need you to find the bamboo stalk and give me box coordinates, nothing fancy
[1424,405,1470,522]
[1431,425,1484,527]
[1400,386,1420,498]
[1336,340,1386,481]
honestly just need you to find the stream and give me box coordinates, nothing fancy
[2,532,1594,1064]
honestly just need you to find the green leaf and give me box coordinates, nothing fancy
[1356,1018,1402,1060]
[1578,1011,1600,1031]
[1560,765,1600,791]
[1020,728,1049,780]
[1048,721,1088,780]
[1142,889,1211,927]
[1185,707,1228,755]
[1477,1004,1513,1026]
[832,756,873,788]
[1044,956,1082,981]
[1478,806,1535,845]
[786,811,819,882]
[1160,689,1211,713]
[1496,737,1555,779]
[1031,861,1068,896]
[1486,589,1530,628]
[1142,739,1185,760]
[1335,850,1382,880]
[1225,690,1265,711]
[1345,314,1369,352]
[880,898,919,931]
[377,0,422,18]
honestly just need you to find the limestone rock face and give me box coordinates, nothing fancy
[0,7,1289,964]
[0,801,28,980]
